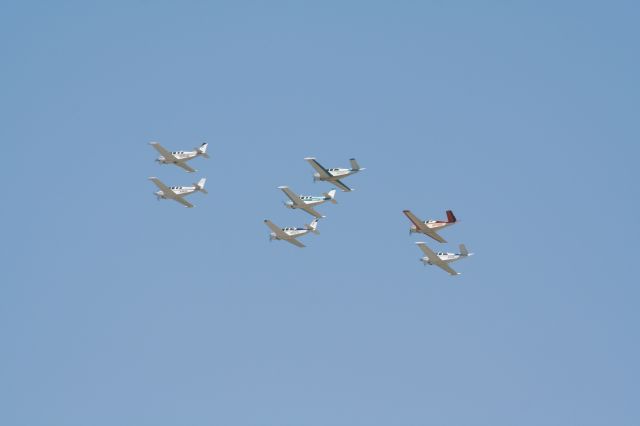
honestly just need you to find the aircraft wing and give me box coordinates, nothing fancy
[175,161,196,173]
[264,220,306,248]
[331,179,353,192]
[304,157,332,179]
[149,177,173,194]
[416,242,459,275]
[284,238,305,248]
[279,186,323,217]
[435,261,458,276]
[279,186,303,206]
[300,205,324,218]
[149,177,193,207]
[150,142,177,162]
[403,210,446,243]
[264,220,290,239]
[172,195,194,208]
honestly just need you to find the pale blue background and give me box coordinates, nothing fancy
[1,1,639,425]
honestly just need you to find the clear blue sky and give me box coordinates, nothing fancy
[1,1,639,425]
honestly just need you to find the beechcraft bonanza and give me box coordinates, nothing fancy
[278,186,337,218]
[148,177,207,208]
[264,218,320,248]
[403,210,457,243]
[415,242,473,276]
[150,141,209,173]
[304,157,364,192]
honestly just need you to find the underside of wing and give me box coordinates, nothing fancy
[285,238,305,248]
[279,186,302,206]
[403,210,446,243]
[264,220,289,240]
[436,261,459,276]
[175,161,196,173]
[304,158,332,178]
[150,142,177,162]
[416,242,440,263]
[173,195,194,208]
[301,205,323,218]
[422,228,446,243]
[331,179,352,192]
[149,177,172,193]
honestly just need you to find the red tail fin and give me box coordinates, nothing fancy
[446,210,457,223]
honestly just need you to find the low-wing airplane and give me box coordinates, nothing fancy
[304,157,364,192]
[150,141,209,173]
[278,186,337,218]
[415,242,473,276]
[148,177,207,208]
[264,218,320,248]
[403,210,457,243]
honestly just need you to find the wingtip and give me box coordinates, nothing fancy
[148,176,157,180]
[304,156,316,160]
[277,185,288,189]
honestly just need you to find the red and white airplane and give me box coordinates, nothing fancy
[403,210,457,243]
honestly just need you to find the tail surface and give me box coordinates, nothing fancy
[349,158,364,171]
[446,210,457,223]
[324,189,338,204]
[195,178,208,194]
[197,143,210,158]
[459,244,471,256]
[306,218,320,234]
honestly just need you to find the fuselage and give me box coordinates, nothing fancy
[286,195,331,208]
[410,220,453,233]
[271,227,310,240]
[155,185,197,199]
[314,168,357,181]
[422,252,462,265]
[157,150,199,163]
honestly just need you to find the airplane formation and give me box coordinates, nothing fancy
[146,144,473,276]
[403,209,473,275]
[148,141,210,208]
[264,157,363,248]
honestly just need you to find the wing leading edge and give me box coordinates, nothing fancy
[148,177,194,208]
[403,210,446,243]
[150,142,177,162]
[264,220,306,248]
[416,242,459,275]
[304,157,332,179]
[279,186,324,218]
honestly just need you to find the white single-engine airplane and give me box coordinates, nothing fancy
[150,141,209,173]
[403,210,457,243]
[264,218,320,248]
[415,242,473,276]
[278,186,337,218]
[148,177,207,208]
[304,157,364,192]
